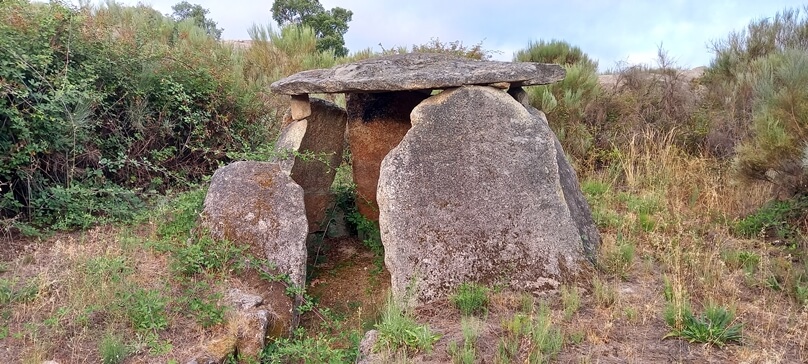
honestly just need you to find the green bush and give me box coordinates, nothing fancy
[514,39,597,69]
[515,40,600,160]
[735,49,808,195]
[0,1,273,230]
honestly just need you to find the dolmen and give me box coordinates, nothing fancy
[206,53,601,311]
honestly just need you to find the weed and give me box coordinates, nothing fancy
[451,282,490,317]
[346,212,385,274]
[121,288,169,333]
[264,327,357,363]
[600,232,635,279]
[375,296,441,354]
[663,304,743,347]
[182,288,226,328]
[561,285,581,319]
[721,250,761,274]
[498,302,562,363]
[448,317,481,364]
[99,333,129,364]
[592,277,617,308]
[734,196,807,241]
[0,278,39,305]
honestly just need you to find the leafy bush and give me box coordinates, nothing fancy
[264,327,358,364]
[0,1,274,230]
[516,40,600,160]
[704,6,808,161]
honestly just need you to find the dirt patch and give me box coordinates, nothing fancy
[304,236,390,335]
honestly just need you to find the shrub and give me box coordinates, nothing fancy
[514,39,598,69]
[703,6,808,160]
[735,49,808,195]
[515,40,600,161]
[0,1,274,230]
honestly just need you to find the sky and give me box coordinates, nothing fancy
[72,0,804,70]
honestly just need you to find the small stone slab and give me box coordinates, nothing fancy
[290,94,311,121]
[270,53,565,95]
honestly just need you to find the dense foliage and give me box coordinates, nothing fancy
[271,0,353,57]
[0,0,273,229]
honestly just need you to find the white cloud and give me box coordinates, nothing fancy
[67,0,802,69]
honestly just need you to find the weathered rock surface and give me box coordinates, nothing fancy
[275,98,347,231]
[355,329,382,364]
[346,91,429,220]
[378,86,593,306]
[270,53,565,95]
[201,161,308,289]
[509,87,600,262]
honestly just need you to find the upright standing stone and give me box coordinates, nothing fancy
[346,91,429,221]
[275,98,348,231]
[378,86,593,306]
[509,87,600,263]
[201,161,308,289]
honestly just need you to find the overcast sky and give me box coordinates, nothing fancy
[75,0,803,70]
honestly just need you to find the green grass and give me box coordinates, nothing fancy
[375,296,441,355]
[561,285,581,319]
[663,304,743,347]
[497,302,562,363]
[448,317,481,364]
[99,333,129,364]
[592,276,617,308]
[451,282,490,317]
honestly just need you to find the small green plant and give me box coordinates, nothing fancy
[448,317,481,364]
[734,196,807,241]
[592,277,617,308]
[264,327,357,364]
[0,278,39,305]
[600,232,635,279]
[99,333,129,364]
[182,289,226,328]
[498,302,562,363]
[663,277,742,346]
[375,296,441,354]
[122,288,169,333]
[346,212,385,273]
[561,285,581,319]
[451,282,489,317]
[721,250,761,274]
[663,304,743,347]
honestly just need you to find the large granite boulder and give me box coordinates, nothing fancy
[346,91,429,221]
[201,161,308,289]
[378,86,595,306]
[270,53,565,95]
[275,98,348,231]
[509,87,600,263]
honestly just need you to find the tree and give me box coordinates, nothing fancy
[171,1,223,40]
[271,0,353,57]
